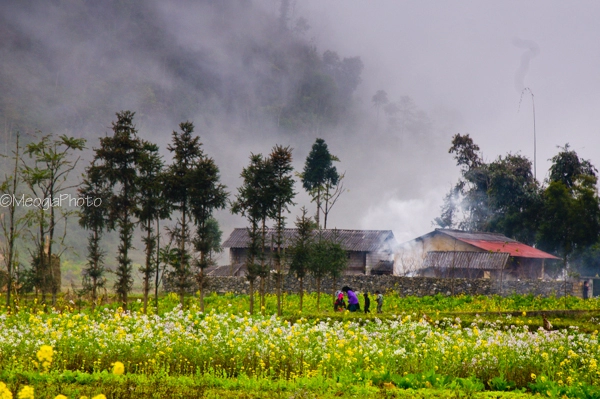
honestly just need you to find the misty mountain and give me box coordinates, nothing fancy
[1,0,461,287]
[0,0,362,137]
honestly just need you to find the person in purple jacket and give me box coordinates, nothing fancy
[342,286,360,312]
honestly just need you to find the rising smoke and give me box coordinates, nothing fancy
[513,38,540,93]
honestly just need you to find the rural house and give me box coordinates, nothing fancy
[394,229,560,280]
[218,228,397,276]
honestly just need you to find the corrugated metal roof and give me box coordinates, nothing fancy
[460,240,560,259]
[424,251,510,270]
[436,229,560,260]
[223,228,396,252]
[437,229,519,242]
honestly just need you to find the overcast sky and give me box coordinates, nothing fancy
[282,0,600,242]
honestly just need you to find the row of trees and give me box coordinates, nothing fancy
[1,111,347,313]
[79,112,229,313]
[436,134,600,275]
[230,138,345,315]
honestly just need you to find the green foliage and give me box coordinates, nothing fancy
[537,179,600,264]
[90,110,145,309]
[189,155,228,270]
[231,153,273,312]
[21,132,86,304]
[268,145,296,316]
[79,162,110,308]
[0,132,28,308]
[289,207,315,311]
[549,143,597,189]
[136,142,167,312]
[488,375,517,392]
[163,121,227,308]
[438,135,600,267]
[301,138,341,228]
[289,207,315,281]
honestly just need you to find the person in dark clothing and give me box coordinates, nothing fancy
[583,280,590,300]
[363,292,371,313]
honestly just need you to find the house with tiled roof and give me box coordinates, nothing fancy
[395,229,560,280]
[215,228,397,276]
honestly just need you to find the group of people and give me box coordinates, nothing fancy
[334,286,383,313]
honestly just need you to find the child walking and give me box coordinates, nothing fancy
[364,292,371,313]
[375,291,383,313]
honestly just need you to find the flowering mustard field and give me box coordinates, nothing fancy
[0,293,599,398]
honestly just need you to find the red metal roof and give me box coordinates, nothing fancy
[459,239,560,259]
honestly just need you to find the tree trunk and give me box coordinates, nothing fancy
[154,217,160,312]
[179,208,187,308]
[276,273,282,316]
[276,209,283,316]
[39,221,47,306]
[91,276,97,312]
[249,279,255,314]
[199,267,205,313]
[316,186,321,228]
[260,218,267,314]
[299,277,304,312]
[143,224,152,314]
[316,277,321,311]
[49,167,57,307]
[5,137,19,309]
[260,276,265,315]
[91,228,99,312]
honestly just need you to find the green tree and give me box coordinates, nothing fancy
[308,237,328,311]
[301,138,340,228]
[231,154,273,314]
[232,154,273,313]
[163,121,204,307]
[538,179,600,268]
[190,155,228,312]
[78,161,110,311]
[22,132,86,305]
[445,133,490,231]
[136,141,169,313]
[308,233,346,311]
[549,144,597,189]
[326,231,348,299]
[486,154,542,245]
[268,145,296,316]
[537,146,599,271]
[91,110,143,310]
[193,217,222,265]
[437,134,545,247]
[288,207,315,312]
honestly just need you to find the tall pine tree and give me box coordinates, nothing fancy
[90,111,144,310]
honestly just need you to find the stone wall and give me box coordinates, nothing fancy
[197,274,575,298]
